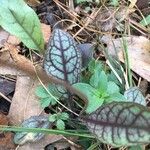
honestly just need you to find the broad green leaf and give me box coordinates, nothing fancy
[44,29,81,95]
[105,93,126,103]
[14,116,50,145]
[0,0,44,51]
[124,87,146,106]
[73,83,104,113]
[107,81,119,95]
[56,119,65,130]
[82,102,150,147]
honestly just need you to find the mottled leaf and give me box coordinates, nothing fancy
[124,87,146,106]
[82,102,150,147]
[14,116,50,145]
[44,29,81,95]
[0,0,44,51]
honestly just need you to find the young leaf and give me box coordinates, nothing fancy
[40,97,57,108]
[73,83,104,113]
[124,87,146,106]
[60,112,69,121]
[90,69,108,94]
[0,0,44,51]
[82,102,150,147]
[44,29,81,95]
[49,114,57,122]
[56,119,65,130]
[35,86,49,98]
[88,60,103,74]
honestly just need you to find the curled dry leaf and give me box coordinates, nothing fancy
[101,36,150,82]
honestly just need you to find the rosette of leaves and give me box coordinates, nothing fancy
[14,116,51,145]
[44,29,81,96]
[73,63,125,113]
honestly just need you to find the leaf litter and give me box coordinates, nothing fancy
[0,0,150,149]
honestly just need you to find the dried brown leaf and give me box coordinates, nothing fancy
[8,76,43,125]
[0,113,16,150]
[101,36,150,82]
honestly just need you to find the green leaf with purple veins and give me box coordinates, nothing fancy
[14,116,50,145]
[124,87,146,106]
[82,102,150,147]
[44,29,81,95]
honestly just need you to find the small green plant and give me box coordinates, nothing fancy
[73,60,125,113]
[35,84,62,108]
[49,112,69,130]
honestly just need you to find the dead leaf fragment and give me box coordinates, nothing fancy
[8,76,43,125]
[101,36,150,82]
[18,135,63,150]
[41,23,51,44]
[0,132,16,150]
[0,113,16,150]
[0,29,9,48]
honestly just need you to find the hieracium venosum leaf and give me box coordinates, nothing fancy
[44,29,81,95]
[82,102,150,147]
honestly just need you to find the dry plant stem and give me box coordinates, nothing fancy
[73,8,102,38]
[0,44,88,113]
[0,92,11,103]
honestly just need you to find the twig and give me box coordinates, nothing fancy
[0,92,12,103]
